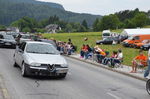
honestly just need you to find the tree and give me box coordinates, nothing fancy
[93,18,100,31]
[82,19,88,30]
[99,14,120,31]
[132,13,149,27]
[0,25,6,30]
[65,24,73,33]
[124,19,136,28]
[22,27,31,32]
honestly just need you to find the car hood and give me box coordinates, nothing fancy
[25,53,67,65]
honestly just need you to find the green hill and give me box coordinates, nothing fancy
[0,0,102,26]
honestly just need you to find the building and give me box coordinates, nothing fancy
[45,24,61,33]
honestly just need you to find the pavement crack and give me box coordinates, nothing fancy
[35,80,40,87]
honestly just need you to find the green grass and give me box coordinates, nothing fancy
[42,31,148,66]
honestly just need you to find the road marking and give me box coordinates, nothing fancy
[107,92,121,99]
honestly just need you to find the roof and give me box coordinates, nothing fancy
[122,28,150,36]
[25,41,52,45]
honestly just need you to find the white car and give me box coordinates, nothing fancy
[13,41,68,78]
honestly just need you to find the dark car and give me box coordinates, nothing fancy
[141,43,150,50]
[38,39,57,48]
[96,37,120,45]
[0,34,16,48]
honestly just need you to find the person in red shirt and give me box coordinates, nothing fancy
[80,44,85,58]
[130,50,147,73]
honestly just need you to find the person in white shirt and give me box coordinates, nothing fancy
[144,49,150,78]
[111,49,123,66]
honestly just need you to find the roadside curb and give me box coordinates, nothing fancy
[0,75,10,99]
[64,55,147,82]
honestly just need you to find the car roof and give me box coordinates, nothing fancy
[25,41,53,45]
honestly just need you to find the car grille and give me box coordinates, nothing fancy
[41,64,61,72]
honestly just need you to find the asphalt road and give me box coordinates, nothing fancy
[0,48,149,99]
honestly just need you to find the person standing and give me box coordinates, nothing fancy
[144,49,150,78]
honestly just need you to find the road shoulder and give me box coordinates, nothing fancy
[65,54,148,82]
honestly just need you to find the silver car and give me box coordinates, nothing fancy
[13,41,68,78]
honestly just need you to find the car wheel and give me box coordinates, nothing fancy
[146,79,150,95]
[21,63,28,77]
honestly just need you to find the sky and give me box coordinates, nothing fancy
[37,0,150,15]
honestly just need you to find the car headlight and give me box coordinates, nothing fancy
[30,63,41,67]
[61,64,68,67]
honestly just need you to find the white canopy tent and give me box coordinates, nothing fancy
[121,28,150,36]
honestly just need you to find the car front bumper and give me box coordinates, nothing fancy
[26,64,68,76]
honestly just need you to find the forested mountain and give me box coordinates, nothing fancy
[0,0,102,26]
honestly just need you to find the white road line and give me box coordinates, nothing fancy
[107,92,122,99]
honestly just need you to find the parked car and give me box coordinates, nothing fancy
[146,79,150,95]
[13,41,68,78]
[96,37,120,45]
[0,34,16,48]
[38,39,57,48]
[102,30,112,39]
[122,34,150,47]
[133,39,150,48]
[141,43,150,50]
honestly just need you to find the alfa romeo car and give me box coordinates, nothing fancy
[13,41,68,78]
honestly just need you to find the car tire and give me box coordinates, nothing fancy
[21,63,28,77]
[146,79,150,95]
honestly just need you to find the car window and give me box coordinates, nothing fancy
[26,43,59,55]
[3,35,14,40]
[133,36,139,40]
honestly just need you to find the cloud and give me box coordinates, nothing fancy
[37,0,150,15]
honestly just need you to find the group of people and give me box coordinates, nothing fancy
[57,39,76,55]
[80,45,123,67]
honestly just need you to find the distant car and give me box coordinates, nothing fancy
[13,41,68,78]
[16,34,32,43]
[38,39,57,48]
[133,40,150,48]
[140,43,150,50]
[0,34,16,48]
[96,37,120,45]
[146,79,150,95]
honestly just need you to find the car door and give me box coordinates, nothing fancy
[16,42,26,66]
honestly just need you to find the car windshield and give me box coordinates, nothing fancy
[103,33,110,36]
[128,36,133,40]
[26,43,59,54]
[22,35,31,39]
[4,35,14,40]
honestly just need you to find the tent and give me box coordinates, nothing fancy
[121,28,150,36]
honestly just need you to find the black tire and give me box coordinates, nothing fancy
[21,63,28,77]
[146,79,150,95]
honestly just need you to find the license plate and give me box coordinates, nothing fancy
[5,43,11,45]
